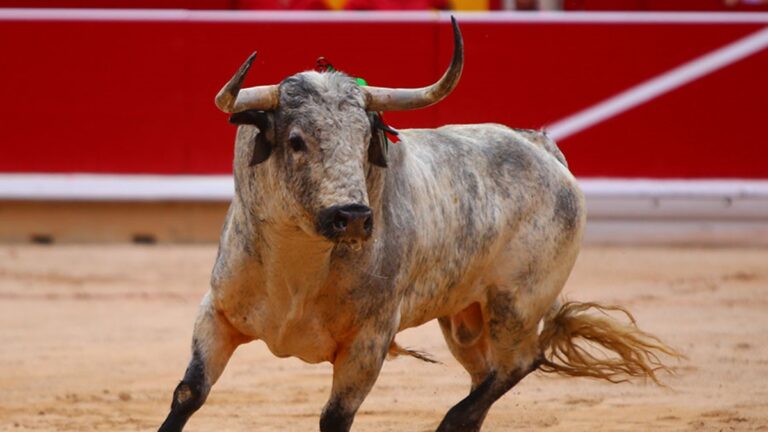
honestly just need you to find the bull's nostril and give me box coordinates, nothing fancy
[333,214,348,231]
[320,204,372,241]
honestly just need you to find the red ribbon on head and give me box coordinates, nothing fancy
[315,57,334,73]
[378,113,400,143]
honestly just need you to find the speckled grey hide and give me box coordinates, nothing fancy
[200,70,586,432]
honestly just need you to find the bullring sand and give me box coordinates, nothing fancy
[0,245,767,431]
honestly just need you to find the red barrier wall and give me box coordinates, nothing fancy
[0,1,332,9]
[1,11,766,178]
[0,1,236,8]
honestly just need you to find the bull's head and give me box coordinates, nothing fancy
[215,17,463,246]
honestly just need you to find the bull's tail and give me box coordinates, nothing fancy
[538,301,682,385]
[388,341,440,364]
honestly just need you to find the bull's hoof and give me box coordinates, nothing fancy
[436,419,483,432]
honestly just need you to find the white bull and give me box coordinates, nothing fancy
[158,17,678,432]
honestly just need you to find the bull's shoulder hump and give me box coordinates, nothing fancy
[508,127,568,168]
[398,123,515,145]
[399,124,568,168]
[408,123,510,136]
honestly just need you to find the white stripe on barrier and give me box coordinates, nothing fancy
[546,27,768,141]
[581,178,768,198]
[1,174,767,201]
[1,9,768,24]
[0,174,234,201]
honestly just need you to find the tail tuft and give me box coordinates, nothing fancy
[388,341,441,364]
[538,301,683,385]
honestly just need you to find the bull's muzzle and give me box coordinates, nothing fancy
[316,204,373,244]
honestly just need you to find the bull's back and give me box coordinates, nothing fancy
[387,124,585,328]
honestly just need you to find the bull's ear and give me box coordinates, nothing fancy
[229,110,264,126]
[229,110,273,166]
[368,113,388,168]
[250,131,272,166]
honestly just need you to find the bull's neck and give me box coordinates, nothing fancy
[365,162,387,225]
[260,223,334,298]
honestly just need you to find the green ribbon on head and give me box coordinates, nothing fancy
[314,57,399,151]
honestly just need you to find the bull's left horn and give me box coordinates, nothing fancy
[362,16,464,112]
[215,52,279,113]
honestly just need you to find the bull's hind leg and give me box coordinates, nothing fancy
[436,290,544,432]
[159,294,249,432]
[437,302,492,390]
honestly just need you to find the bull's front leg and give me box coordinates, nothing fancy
[320,324,394,432]
[158,293,249,432]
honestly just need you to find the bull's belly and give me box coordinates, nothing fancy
[397,277,487,331]
[394,219,583,330]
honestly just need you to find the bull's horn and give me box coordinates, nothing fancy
[215,51,279,113]
[363,16,464,112]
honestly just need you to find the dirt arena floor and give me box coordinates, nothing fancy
[1,244,767,431]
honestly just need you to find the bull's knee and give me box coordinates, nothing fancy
[171,379,205,415]
[158,350,208,432]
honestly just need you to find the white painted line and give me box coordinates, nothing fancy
[0,174,234,201]
[546,27,768,141]
[444,11,768,24]
[580,178,768,199]
[1,9,768,24]
[0,8,188,21]
[1,174,768,201]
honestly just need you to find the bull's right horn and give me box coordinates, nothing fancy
[362,16,464,112]
[215,52,279,113]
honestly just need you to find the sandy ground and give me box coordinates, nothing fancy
[1,245,767,431]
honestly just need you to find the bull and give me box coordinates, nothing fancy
[158,17,678,432]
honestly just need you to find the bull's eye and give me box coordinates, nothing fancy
[289,135,307,152]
